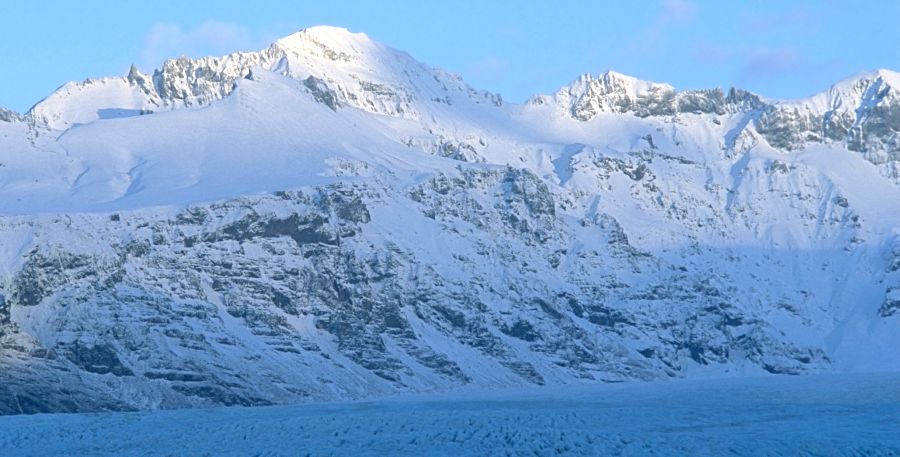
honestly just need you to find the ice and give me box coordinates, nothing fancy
[0,373,896,456]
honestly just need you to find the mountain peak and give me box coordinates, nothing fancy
[3,27,900,412]
[872,68,900,83]
[529,70,697,120]
[771,67,900,115]
[824,68,900,94]
[295,25,369,41]
[274,26,376,62]
[850,68,900,88]
[570,71,673,95]
[597,70,655,84]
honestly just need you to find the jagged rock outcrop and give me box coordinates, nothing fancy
[528,71,733,120]
[0,108,20,123]
[26,26,503,130]
[526,69,900,185]
[0,26,897,415]
[0,171,838,414]
[754,71,900,157]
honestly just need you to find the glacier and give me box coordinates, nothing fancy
[0,26,898,414]
[0,373,897,456]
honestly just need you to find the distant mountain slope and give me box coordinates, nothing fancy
[0,26,897,414]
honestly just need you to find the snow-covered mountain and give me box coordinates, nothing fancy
[0,26,897,414]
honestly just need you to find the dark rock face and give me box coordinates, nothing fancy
[0,295,8,326]
[9,251,120,308]
[560,74,731,121]
[64,342,134,376]
[753,103,900,155]
[550,72,900,180]
[573,86,722,120]
[752,76,900,170]
[303,76,340,110]
[0,379,133,415]
[880,287,900,317]
[0,108,20,123]
[0,175,847,415]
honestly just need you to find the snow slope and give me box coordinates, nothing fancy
[0,26,898,414]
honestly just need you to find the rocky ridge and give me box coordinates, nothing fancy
[0,26,897,414]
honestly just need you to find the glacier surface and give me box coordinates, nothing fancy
[0,373,897,456]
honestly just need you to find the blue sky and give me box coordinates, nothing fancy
[1,0,898,112]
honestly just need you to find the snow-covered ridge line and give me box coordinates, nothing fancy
[526,70,766,120]
[12,25,897,132]
[24,26,503,130]
[522,67,900,162]
[0,24,898,415]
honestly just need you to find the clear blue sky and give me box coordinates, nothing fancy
[1,0,898,112]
